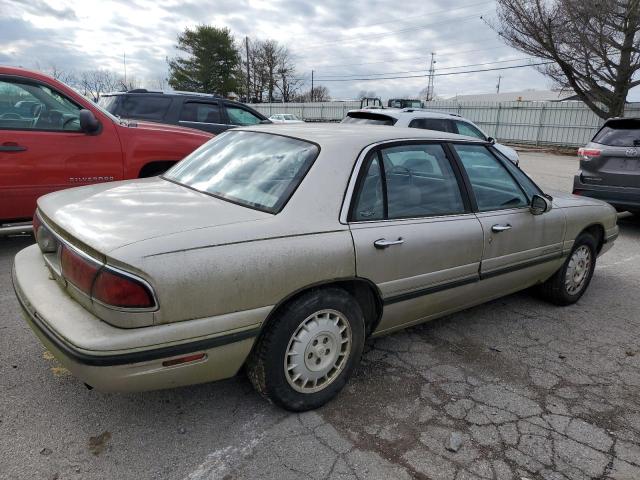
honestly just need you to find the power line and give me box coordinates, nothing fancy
[296,43,512,70]
[314,61,552,82]
[311,57,535,78]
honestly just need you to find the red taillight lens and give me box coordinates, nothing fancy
[578,148,601,159]
[92,269,154,308]
[60,246,100,294]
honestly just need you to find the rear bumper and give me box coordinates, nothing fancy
[573,174,640,212]
[12,244,264,392]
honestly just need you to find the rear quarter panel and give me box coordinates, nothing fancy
[110,228,356,325]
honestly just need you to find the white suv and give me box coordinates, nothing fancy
[342,108,519,165]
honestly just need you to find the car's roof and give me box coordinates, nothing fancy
[347,108,461,120]
[237,123,485,147]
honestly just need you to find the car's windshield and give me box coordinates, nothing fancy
[164,130,319,213]
[342,112,397,126]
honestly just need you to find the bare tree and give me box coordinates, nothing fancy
[79,70,120,101]
[275,47,303,102]
[240,38,302,102]
[48,64,78,87]
[293,86,331,102]
[494,0,640,118]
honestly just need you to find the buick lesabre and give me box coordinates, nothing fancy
[13,124,618,411]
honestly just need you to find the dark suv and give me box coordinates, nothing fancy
[98,90,268,134]
[573,117,640,214]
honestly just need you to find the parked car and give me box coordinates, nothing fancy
[387,98,423,108]
[268,113,304,123]
[14,124,618,411]
[99,90,269,134]
[573,117,640,215]
[0,67,212,234]
[342,108,520,165]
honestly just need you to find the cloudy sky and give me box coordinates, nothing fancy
[2,0,630,101]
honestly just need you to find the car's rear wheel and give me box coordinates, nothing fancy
[246,288,365,411]
[538,232,597,305]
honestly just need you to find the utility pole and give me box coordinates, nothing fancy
[426,52,436,101]
[496,75,502,94]
[245,36,250,103]
[123,52,127,88]
[311,70,314,102]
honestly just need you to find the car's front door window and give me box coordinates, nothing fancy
[0,79,82,131]
[226,106,262,125]
[453,144,528,211]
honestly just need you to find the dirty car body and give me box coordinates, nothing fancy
[13,124,618,411]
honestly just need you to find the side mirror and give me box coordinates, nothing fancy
[487,136,496,144]
[79,109,100,134]
[530,194,552,215]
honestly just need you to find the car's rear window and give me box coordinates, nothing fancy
[164,130,319,213]
[342,112,397,126]
[592,119,640,146]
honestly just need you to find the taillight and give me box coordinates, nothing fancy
[92,269,154,308]
[577,148,601,160]
[60,245,100,294]
[60,244,156,309]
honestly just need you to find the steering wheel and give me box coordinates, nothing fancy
[390,165,414,185]
[0,113,21,119]
[63,116,79,129]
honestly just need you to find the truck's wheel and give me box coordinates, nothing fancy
[246,288,365,411]
[538,232,597,306]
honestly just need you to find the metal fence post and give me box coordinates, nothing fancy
[535,104,546,146]
[495,103,502,139]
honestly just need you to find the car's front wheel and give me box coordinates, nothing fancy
[246,288,365,411]
[539,232,597,305]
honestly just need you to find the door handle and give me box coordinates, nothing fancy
[491,224,512,233]
[0,143,27,152]
[374,238,404,249]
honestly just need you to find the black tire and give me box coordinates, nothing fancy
[246,288,365,411]
[538,232,598,306]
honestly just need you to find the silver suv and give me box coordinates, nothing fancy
[342,108,520,165]
[573,117,640,214]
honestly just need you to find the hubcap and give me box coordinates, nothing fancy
[284,309,352,393]
[565,245,592,295]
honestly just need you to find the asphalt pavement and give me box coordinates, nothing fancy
[1,151,639,480]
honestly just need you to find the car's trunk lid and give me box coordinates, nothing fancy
[37,177,270,254]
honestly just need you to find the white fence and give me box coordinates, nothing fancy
[248,100,640,147]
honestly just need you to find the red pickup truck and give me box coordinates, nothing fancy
[0,67,212,234]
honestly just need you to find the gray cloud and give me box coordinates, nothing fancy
[3,0,630,100]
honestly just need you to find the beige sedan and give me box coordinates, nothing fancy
[13,124,618,411]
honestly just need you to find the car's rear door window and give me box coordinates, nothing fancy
[164,131,319,213]
[408,118,454,133]
[180,101,221,123]
[592,119,640,146]
[119,95,171,121]
[350,143,466,221]
[453,144,528,211]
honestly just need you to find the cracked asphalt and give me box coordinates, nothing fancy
[1,151,639,480]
